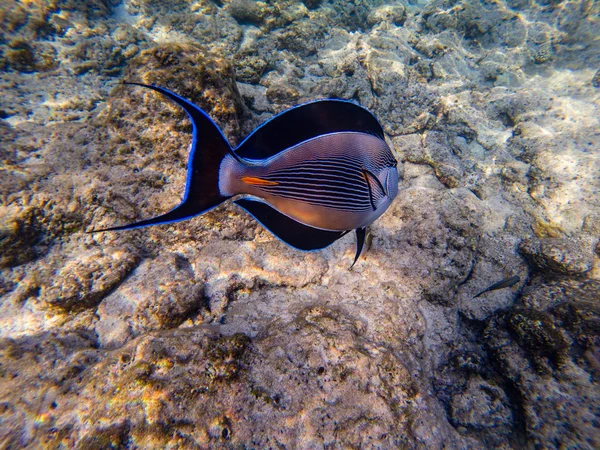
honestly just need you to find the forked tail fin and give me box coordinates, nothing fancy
[91,83,240,233]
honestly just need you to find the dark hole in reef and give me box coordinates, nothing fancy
[498,112,516,128]
[303,0,322,9]
[463,23,484,41]
[221,427,230,440]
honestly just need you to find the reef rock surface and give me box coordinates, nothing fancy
[0,0,599,448]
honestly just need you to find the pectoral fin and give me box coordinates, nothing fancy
[362,169,386,211]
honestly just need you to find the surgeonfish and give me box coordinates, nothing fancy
[473,275,521,298]
[93,83,399,265]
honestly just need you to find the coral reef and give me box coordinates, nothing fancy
[0,0,599,448]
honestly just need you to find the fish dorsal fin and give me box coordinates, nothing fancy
[234,198,348,251]
[235,100,384,160]
[362,168,386,210]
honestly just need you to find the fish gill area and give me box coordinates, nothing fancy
[0,0,599,448]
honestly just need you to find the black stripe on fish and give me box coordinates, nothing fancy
[269,155,369,172]
[266,174,368,193]
[268,171,368,190]
[266,174,369,196]
[258,181,372,211]
[270,162,366,177]
[265,195,371,212]
[265,188,372,207]
[254,159,375,211]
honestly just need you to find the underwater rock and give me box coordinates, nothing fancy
[422,0,533,51]
[227,0,267,25]
[367,4,406,27]
[0,329,102,447]
[449,377,513,431]
[42,246,140,312]
[593,69,600,88]
[302,0,322,10]
[484,306,599,448]
[0,194,85,270]
[107,42,243,138]
[126,0,242,54]
[520,275,600,311]
[55,0,116,19]
[69,22,147,76]
[3,38,57,73]
[0,1,30,37]
[5,40,36,73]
[519,237,595,276]
[403,130,464,188]
[94,253,205,348]
[552,298,600,350]
[504,308,569,370]
[327,0,382,31]
[0,327,250,448]
[265,83,300,104]
[234,54,268,84]
[0,206,45,268]
[0,0,599,448]
[240,305,423,447]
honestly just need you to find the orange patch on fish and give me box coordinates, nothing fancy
[241,176,279,186]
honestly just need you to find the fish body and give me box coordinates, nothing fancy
[220,131,398,231]
[473,275,521,298]
[94,83,399,265]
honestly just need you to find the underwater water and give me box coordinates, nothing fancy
[0,0,598,448]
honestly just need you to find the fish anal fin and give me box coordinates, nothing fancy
[234,198,347,251]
